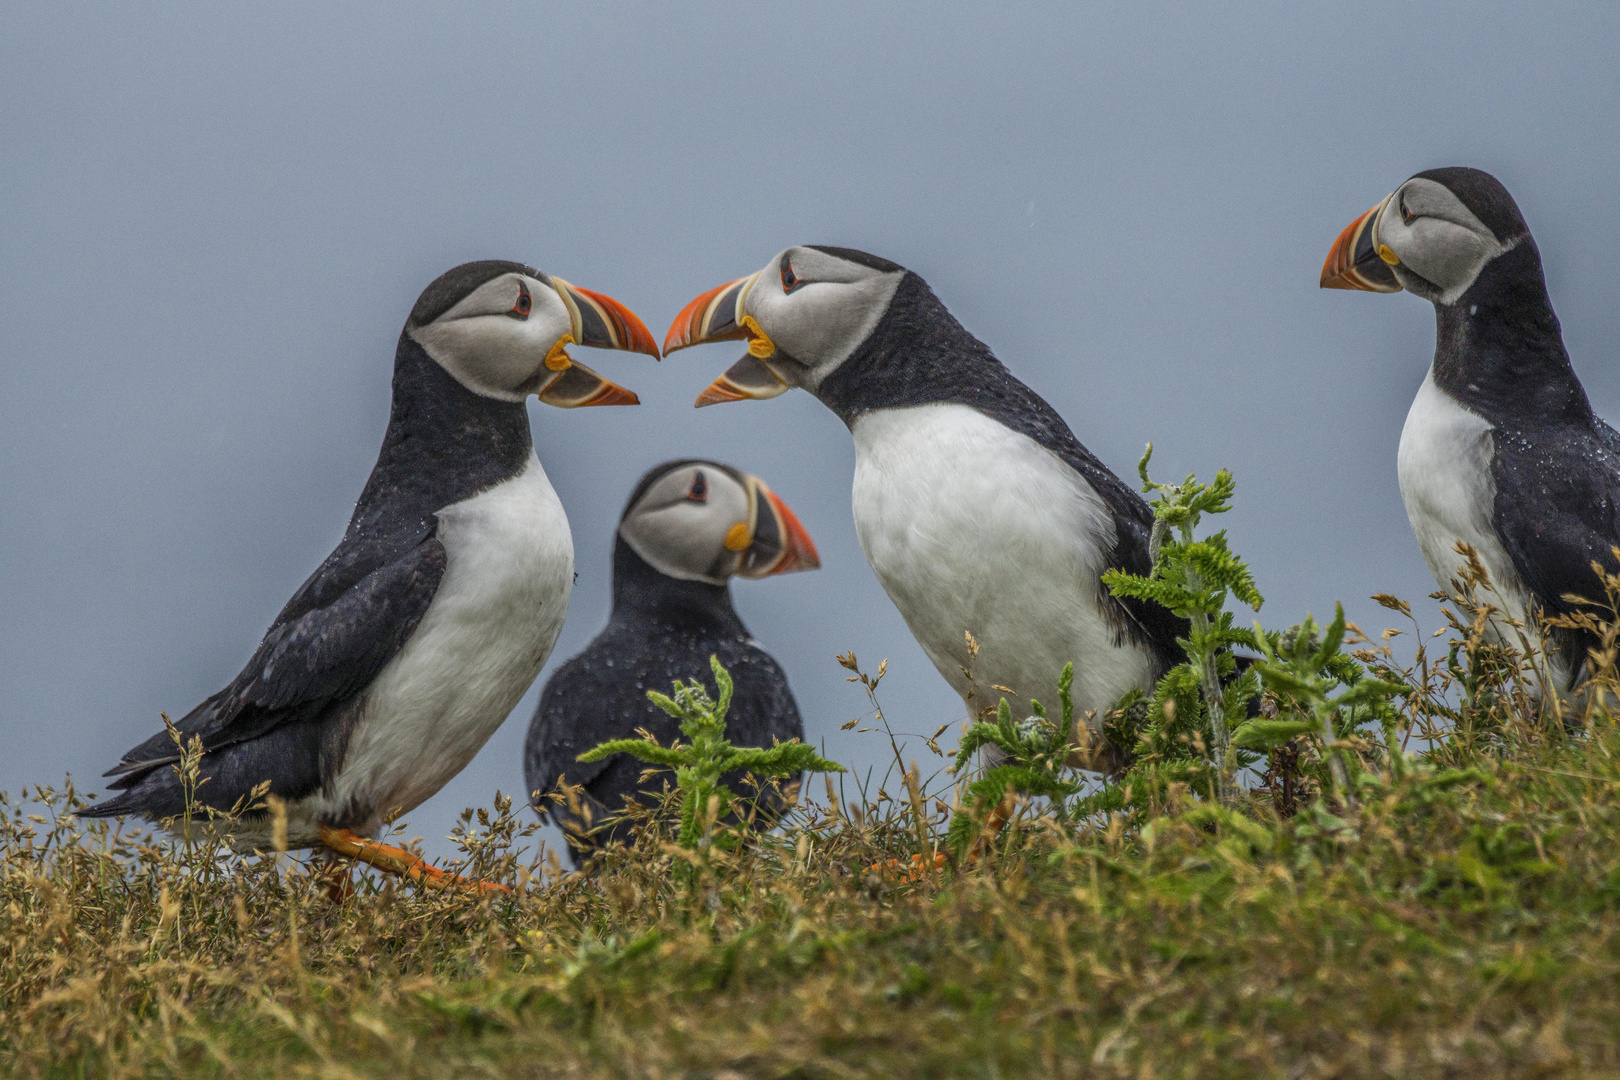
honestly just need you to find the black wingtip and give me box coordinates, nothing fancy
[75,795,134,819]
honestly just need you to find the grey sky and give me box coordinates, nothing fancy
[3,4,1617,861]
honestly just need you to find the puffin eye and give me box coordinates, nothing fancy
[780,255,801,294]
[1399,198,1415,226]
[686,471,708,502]
[509,280,532,320]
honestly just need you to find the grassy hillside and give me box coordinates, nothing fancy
[8,468,1620,1077]
[5,671,1620,1077]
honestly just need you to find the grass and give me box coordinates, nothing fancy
[8,580,1620,1077]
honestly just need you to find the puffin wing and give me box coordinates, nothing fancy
[711,644,807,818]
[967,375,1190,671]
[523,649,624,815]
[102,529,448,785]
[711,645,805,754]
[1492,419,1620,619]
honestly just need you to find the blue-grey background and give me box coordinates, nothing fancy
[3,3,1617,861]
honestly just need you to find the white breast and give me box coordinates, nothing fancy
[850,404,1156,726]
[1398,370,1566,688]
[308,454,574,835]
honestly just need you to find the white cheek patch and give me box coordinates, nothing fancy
[753,270,903,384]
[618,476,752,583]
[1383,180,1510,304]
[408,276,574,400]
[408,318,551,400]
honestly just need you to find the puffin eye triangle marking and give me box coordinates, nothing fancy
[780,253,802,293]
[687,471,708,502]
[1399,197,1415,226]
[509,279,532,320]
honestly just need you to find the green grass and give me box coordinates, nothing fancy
[9,556,1620,1077]
[6,707,1620,1077]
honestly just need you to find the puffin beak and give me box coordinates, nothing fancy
[664,273,790,407]
[534,278,660,408]
[552,278,662,358]
[664,275,754,354]
[1320,200,1402,292]
[737,477,819,578]
[535,359,641,408]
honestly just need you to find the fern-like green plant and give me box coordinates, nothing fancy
[1242,606,1405,805]
[577,655,843,851]
[1102,445,1262,800]
[947,663,1085,858]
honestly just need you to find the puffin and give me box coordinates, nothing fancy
[523,459,819,865]
[1321,167,1619,699]
[663,247,1186,757]
[81,260,660,890]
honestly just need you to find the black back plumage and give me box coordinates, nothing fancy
[524,532,803,866]
[82,332,534,822]
[812,268,1187,673]
[1419,172,1620,666]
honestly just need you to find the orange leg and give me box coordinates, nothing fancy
[319,826,510,896]
[968,791,1018,861]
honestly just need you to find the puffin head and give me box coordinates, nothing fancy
[406,260,659,406]
[1320,167,1531,306]
[661,247,907,406]
[617,460,819,584]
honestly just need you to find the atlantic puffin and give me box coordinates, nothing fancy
[81,260,659,890]
[524,459,818,864]
[663,247,1186,754]
[1322,167,1619,698]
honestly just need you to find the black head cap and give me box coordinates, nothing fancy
[407,260,548,329]
[1410,168,1530,245]
[806,246,905,274]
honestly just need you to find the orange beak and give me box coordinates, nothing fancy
[552,279,662,358]
[533,278,660,408]
[1320,203,1402,292]
[665,273,792,407]
[535,362,641,408]
[738,478,820,578]
[663,276,753,355]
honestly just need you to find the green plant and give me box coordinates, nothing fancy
[946,662,1084,858]
[577,655,844,852]
[1102,445,1262,800]
[1242,605,1406,804]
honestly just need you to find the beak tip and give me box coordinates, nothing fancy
[760,487,819,577]
[562,282,662,358]
[694,381,747,408]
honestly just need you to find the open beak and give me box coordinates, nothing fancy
[664,274,790,407]
[536,279,661,407]
[737,476,819,578]
[1320,201,1402,292]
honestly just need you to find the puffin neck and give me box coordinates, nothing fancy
[813,272,1004,427]
[610,535,746,634]
[349,332,536,530]
[1431,239,1591,429]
